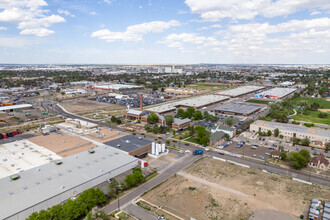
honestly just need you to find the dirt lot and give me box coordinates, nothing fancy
[142,157,330,220]
[60,98,126,114]
[28,132,96,157]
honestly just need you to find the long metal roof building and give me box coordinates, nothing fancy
[0,144,138,220]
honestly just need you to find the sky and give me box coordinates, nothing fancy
[0,0,330,64]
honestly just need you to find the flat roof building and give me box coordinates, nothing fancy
[216,86,264,98]
[145,95,229,115]
[256,87,297,100]
[90,83,143,94]
[215,102,261,116]
[250,120,330,147]
[104,135,152,157]
[0,104,32,112]
[0,145,138,220]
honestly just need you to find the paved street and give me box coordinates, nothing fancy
[100,153,201,215]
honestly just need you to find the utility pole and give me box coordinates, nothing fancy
[114,194,120,210]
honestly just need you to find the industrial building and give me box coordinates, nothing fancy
[0,145,138,220]
[104,135,152,157]
[215,103,261,117]
[216,86,264,98]
[174,95,229,109]
[255,87,297,100]
[0,140,62,179]
[89,83,143,94]
[0,104,33,112]
[250,120,330,147]
[145,95,229,115]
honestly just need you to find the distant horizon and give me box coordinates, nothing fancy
[0,0,329,64]
[1,63,330,66]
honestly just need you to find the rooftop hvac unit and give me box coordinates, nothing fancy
[88,149,95,154]
[126,140,130,143]
[117,144,120,147]
[10,174,20,181]
[54,160,62,165]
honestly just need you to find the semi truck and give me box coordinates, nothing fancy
[193,149,204,155]
[0,129,23,140]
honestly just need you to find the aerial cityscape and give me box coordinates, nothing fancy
[0,1,330,220]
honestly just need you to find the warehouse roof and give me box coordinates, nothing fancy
[93,84,142,90]
[216,103,261,115]
[175,95,229,108]
[0,145,138,220]
[127,109,144,115]
[145,103,177,114]
[146,95,229,113]
[256,87,297,98]
[216,86,264,97]
[104,135,152,153]
[0,104,32,111]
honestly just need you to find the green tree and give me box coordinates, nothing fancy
[293,138,301,145]
[226,118,234,126]
[223,133,230,141]
[280,152,287,160]
[288,152,308,170]
[299,149,311,161]
[199,136,210,146]
[108,178,119,198]
[274,128,279,137]
[186,107,195,117]
[325,143,330,151]
[152,124,159,134]
[193,111,203,120]
[318,112,328,118]
[203,111,209,119]
[144,124,151,132]
[181,111,191,119]
[301,137,310,146]
[310,102,319,111]
[147,113,159,124]
[164,115,174,126]
[177,109,184,117]
[56,87,61,93]
[111,116,117,123]
[267,130,272,136]
[173,130,176,136]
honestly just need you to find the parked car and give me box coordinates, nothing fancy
[259,155,265,160]
[178,150,185,154]
[185,143,189,146]
[263,162,269,165]
[265,152,271,156]
[219,152,225,155]
[253,154,257,157]
[251,145,258,149]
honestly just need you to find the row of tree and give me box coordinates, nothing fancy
[27,188,107,220]
[176,108,217,122]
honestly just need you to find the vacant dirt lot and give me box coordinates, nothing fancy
[61,98,126,114]
[142,157,330,220]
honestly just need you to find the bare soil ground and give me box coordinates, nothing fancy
[61,98,126,114]
[28,132,96,157]
[142,157,330,220]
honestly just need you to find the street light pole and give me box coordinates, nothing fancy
[114,194,120,210]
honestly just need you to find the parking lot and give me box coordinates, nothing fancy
[222,141,273,160]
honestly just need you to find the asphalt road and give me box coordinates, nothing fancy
[100,154,201,215]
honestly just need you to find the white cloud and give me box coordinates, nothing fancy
[103,0,114,4]
[0,0,65,36]
[310,11,322,15]
[20,28,54,37]
[91,20,180,42]
[90,11,97,15]
[185,0,330,21]
[199,24,222,30]
[177,10,188,14]
[0,26,7,30]
[139,6,143,9]
[57,9,75,17]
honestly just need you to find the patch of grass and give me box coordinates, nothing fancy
[292,110,330,125]
[292,97,330,109]
[186,137,200,144]
[172,131,191,140]
[144,172,159,182]
[258,115,274,122]
[245,99,271,104]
